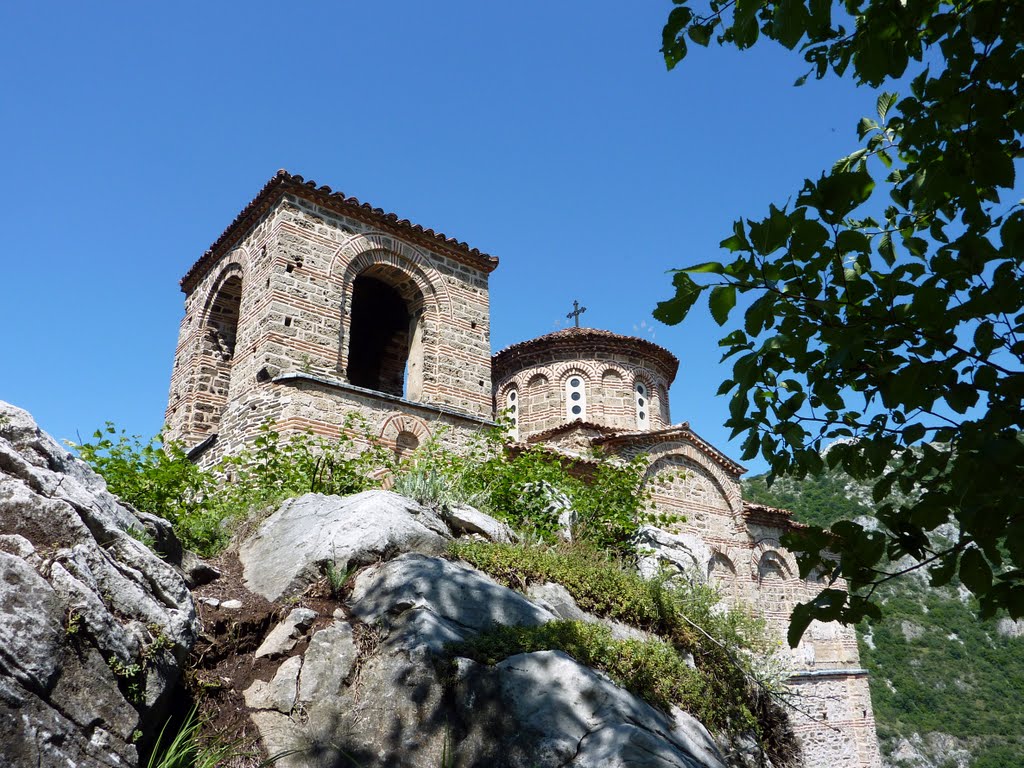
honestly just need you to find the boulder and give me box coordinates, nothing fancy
[0,401,198,768]
[635,525,713,580]
[247,548,726,768]
[349,553,555,642]
[526,581,655,643]
[443,503,516,543]
[239,490,451,601]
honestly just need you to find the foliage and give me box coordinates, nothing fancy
[744,465,872,528]
[72,419,388,557]
[449,620,704,715]
[656,0,1024,639]
[73,425,215,552]
[145,706,274,768]
[395,425,670,554]
[750,466,1024,765]
[449,539,797,760]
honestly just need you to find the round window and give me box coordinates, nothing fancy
[639,411,645,420]
[509,391,517,401]
[571,392,581,401]
[636,384,644,393]
[638,397,645,407]
[570,378,581,388]
[510,404,517,413]
[572,405,582,415]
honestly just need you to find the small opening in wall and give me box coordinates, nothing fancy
[286,264,294,273]
[266,278,270,288]
[471,321,477,329]
[284,317,292,327]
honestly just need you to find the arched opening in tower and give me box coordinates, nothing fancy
[197,274,242,436]
[346,273,423,399]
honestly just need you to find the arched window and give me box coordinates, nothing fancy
[708,552,738,599]
[196,274,242,436]
[635,380,650,430]
[505,388,519,439]
[565,375,587,421]
[346,269,424,400]
[394,430,420,461]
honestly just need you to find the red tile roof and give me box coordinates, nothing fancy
[493,327,680,383]
[524,421,622,444]
[181,170,499,293]
[591,422,745,476]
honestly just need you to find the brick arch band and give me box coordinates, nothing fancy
[750,538,798,580]
[641,440,745,522]
[199,258,247,327]
[330,231,454,319]
[379,412,432,448]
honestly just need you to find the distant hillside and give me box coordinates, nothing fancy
[743,469,1024,768]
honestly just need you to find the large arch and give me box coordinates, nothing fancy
[194,263,245,437]
[642,452,742,540]
[332,237,448,401]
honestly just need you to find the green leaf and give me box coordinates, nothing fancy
[709,284,737,325]
[654,271,705,325]
[688,23,713,47]
[877,231,896,265]
[960,547,993,596]
[773,0,809,49]
[788,601,815,647]
[876,91,898,122]
[747,203,792,255]
[686,261,728,274]
[661,6,694,69]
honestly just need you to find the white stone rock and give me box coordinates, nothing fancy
[255,608,317,659]
[244,655,303,713]
[298,621,356,703]
[634,525,712,580]
[0,400,198,767]
[349,553,554,635]
[240,490,451,601]
[443,503,516,543]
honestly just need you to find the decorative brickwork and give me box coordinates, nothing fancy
[165,172,880,767]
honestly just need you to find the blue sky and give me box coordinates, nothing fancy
[0,1,872,474]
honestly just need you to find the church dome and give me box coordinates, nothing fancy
[492,327,679,440]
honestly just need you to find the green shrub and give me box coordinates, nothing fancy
[449,538,789,750]
[72,425,221,554]
[391,425,674,554]
[72,419,391,557]
[449,620,705,715]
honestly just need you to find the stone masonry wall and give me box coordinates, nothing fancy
[610,436,882,768]
[166,194,493,460]
[494,348,672,438]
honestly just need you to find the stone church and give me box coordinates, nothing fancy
[164,170,881,767]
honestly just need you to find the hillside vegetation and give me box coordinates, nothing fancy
[744,469,1024,768]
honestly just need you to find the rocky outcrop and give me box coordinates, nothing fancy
[238,490,451,601]
[0,402,198,768]
[634,525,714,580]
[231,493,729,767]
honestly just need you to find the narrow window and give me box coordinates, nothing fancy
[505,388,519,439]
[565,375,587,421]
[635,381,650,429]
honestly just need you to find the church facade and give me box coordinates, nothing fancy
[165,170,881,767]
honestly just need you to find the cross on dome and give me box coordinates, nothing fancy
[566,300,587,328]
